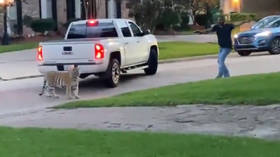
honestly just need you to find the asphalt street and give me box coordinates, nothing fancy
[1,36,280,139]
[1,51,280,117]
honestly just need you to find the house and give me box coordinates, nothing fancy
[220,0,280,17]
[0,0,132,37]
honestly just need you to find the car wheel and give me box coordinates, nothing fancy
[237,51,251,56]
[269,37,280,55]
[104,58,121,88]
[144,48,158,75]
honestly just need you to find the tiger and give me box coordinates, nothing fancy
[39,65,80,99]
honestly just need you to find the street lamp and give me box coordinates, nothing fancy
[0,0,15,45]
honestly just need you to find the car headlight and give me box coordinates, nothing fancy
[255,31,272,37]
[234,34,238,39]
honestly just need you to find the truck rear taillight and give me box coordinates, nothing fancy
[95,44,104,60]
[36,46,43,62]
[87,19,99,27]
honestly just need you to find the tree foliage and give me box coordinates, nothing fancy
[130,0,190,31]
[129,0,220,31]
[189,0,220,25]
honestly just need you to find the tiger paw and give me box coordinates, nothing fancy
[53,95,60,99]
[68,96,74,100]
[74,96,80,99]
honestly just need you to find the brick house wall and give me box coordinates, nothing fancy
[22,0,40,36]
[56,0,67,33]
[0,12,3,36]
[241,0,280,17]
[0,0,40,37]
[121,0,131,19]
[96,0,106,18]
[221,0,280,17]
[0,0,131,38]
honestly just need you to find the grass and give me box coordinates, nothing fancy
[59,73,280,109]
[0,42,38,54]
[0,127,280,157]
[158,42,219,60]
[0,41,219,60]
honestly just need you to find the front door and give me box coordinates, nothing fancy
[128,22,147,63]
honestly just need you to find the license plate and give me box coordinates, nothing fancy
[62,51,73,55]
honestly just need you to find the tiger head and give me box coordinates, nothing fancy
[71,64,80,80]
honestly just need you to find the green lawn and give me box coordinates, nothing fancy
[0,41,219,60]
[59,73,280,109]
[158,42,219,60]
[0,42,38,54]
[0,127,279,157]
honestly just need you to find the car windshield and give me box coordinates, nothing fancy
[252,16,280,29]
[67,22,118,39]
[264,19,280,28]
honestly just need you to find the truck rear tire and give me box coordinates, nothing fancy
[237,51,251,56]
[144,48,158,75]
[104,58,121,88]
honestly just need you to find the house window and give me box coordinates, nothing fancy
[107,0,117,18]
[41,0,53,19]
[75,0,81,19]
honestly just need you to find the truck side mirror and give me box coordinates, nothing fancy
[142,29,151,36]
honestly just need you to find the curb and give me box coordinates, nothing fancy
[0,75,43,82]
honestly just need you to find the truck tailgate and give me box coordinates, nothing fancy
[41,41,96,63]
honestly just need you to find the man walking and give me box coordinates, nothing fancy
[199,17,234,78]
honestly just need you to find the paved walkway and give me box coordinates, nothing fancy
[156,34,217,43]
[0,49,40,80]
[1,104,280,140]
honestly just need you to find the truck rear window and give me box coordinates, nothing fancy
[67,23,118,39]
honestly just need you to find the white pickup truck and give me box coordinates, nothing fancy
[37,19,159,87]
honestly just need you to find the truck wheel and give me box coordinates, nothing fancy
[144,48,158,75]
[237,51,251,56]
[104,58,121,88]
[269,38,280,55]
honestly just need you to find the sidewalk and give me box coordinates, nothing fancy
[0,49,41,80]
[156,34,217,43]
[2,104,280,140]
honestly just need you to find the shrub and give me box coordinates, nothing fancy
[195,14,208,27]
[31,19,56,33]
[157,8,181,30]
[23,15,33,27]
[180,12,190,28]
[230,13,257,22]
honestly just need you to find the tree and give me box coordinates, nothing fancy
[189,0,219,25]
[130,0,189,31]
[131,0,163,32]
